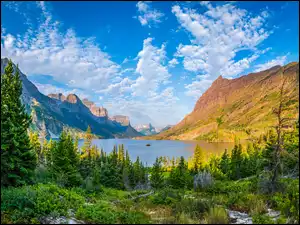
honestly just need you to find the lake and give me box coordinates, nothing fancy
[78,139,238,165]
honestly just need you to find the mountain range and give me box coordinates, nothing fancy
[143,62,299,142]
[1,58,143,139]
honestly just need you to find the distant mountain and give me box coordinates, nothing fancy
[145,62,299,141]
[134,123,157,136]
[159,125,173,133]
[1,58,142,139]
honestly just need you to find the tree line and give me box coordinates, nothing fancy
[1,59,298,195]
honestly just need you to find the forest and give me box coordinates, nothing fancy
[1,60,299,224]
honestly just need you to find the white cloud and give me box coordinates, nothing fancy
[184,79,214,99]
[172,2,272,98]
[131,37,171,96]
[168,58,179,67]
[103,87,184,127]
[96,77,134,96]
[1,1,120,92]
[33,83,91,100]
[135,1,164,27]
[254,55,287,72]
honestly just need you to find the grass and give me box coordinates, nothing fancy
[1,178,298,224]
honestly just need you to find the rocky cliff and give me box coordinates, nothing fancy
[1,58,142,139]
[148,62,299,141]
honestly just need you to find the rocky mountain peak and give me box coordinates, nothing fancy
[82,98,108,117]
[48,93,66,102]
[66,94,80,104]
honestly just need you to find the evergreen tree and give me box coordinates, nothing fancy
[150,157,164,189]
[118,144,125,162]
[220,149,230,176]
[82,125,93,158]
[45,139,56,168]
[1,60,36,186]
[51,131,82,187]
[230,144,243,180]
[193,144,205,172]
[29,131,42,164]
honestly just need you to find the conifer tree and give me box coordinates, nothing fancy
[193,144,205,172]
[51,131,82,187]
[230,144,243,180]
[82,125,93,158]
[1,60,36,186]
[29,131,43,164]
[150,157,164,189]
[118,144,125,162]
[220,149,230,176]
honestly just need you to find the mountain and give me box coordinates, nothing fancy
[134,123,157,136]
[1,58,142,139]
[159,125,173,133]
[146,62,299,141]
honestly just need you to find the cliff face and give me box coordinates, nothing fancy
[82,98,108,117]
[153,62,299,141]
[1,58,142,139]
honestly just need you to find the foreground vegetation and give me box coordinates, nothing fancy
[1,59,299,224]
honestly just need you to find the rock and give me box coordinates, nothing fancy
[40,216,84,224]
[227,210,253,224]
[267,208,281,221]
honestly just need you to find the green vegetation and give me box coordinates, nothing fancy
[1,59,299,224]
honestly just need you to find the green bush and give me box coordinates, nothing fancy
[1,183,85,223]
[150,188,182,205]
[76,200,150,224]
[173,198,210,219]
[204,206,229,224]
[76,201,117,223]
[252,214,274,224]
[206,180,251,195]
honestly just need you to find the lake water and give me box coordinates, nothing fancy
[78,139,237,165]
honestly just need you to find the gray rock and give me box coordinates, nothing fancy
[227,210,253,224]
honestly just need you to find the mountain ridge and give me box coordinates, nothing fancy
[1,58,142,139]
[142,62,299,141]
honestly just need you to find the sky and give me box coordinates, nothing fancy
[1,1,299,128]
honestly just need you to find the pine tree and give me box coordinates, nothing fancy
[81,125,93,159]
[1,60,37,186]
[150,157,164,189]
[118,144,125,162]
[29,131,43,164]
[45,139,56,168]
[220,149,230,176]
[51,131,82,187]
[193,144,205,172]
[230,144,243,180]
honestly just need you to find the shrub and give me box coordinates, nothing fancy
[150,188,182,205]
[204,206,229,224]
[173,198,210,219]
[252,214,274,224]
[194,171,214,191]
[206,180,251,195]
[1,184,85,223]
[76,200,150,224]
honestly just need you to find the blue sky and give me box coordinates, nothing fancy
[1,1,299,128]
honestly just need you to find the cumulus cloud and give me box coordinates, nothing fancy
[254,55,287,72]
[103,87,183,127]
[1,1,120,91]
[33,83,91,100]
[131,37,171,96]
[172,2,272,98]
[135,1,164,27]
[168,58,179,67]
